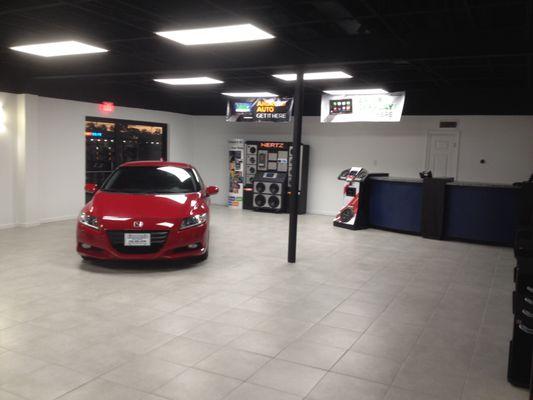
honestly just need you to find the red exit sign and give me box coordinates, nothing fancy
[99,101,115,113]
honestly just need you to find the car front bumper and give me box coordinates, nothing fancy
[76,223,208,260]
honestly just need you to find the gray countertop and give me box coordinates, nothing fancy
[369,176,516,189]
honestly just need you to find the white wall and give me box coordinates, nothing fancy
[1,92,193,227]
[0,92,17,228]
[2,91,532,225]
[36,97,194,223]
[191,115,533,215]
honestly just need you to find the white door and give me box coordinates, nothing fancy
[425,131,460,178]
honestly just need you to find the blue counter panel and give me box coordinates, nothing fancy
[368,180,422,234]
[444,185,517,245]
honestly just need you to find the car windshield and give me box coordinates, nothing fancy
[102,166,200,194]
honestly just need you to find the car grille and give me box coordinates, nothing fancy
[107,231,169,254]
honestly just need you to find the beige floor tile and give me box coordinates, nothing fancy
[1,364,92,400]
[213,308,268,329]
[0,207,517,400]
[301,324,362,349]
[307,372,388,400]
[254,316,313,339]
[351,333,419,362]
[0,351,48,385]
[155,368,241,400]
[320,311,373,332]
[102,355,186,392]
[56,378,146,400]
[249,359,326,397]
[332,351,401,384]
[149,336,219,366]
[0,389,26,400]
[183,321,248,346]
[277,340,346,369]
[196,347,270,380]
[229,330,293,356]
[224,382,301,400]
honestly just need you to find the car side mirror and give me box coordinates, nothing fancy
[205,186,219,197]
[84,183,98,194]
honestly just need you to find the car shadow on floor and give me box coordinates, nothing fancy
[79,258,205,274]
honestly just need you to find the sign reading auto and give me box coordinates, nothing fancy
[226,97,294,123]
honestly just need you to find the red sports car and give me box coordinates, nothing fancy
[77,161,219,261]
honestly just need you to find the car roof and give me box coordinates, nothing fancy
[120,161,193,169]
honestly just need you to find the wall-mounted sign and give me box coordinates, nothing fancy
[226,97,293,122]
[99,101,115,113]
[321,92,406,123]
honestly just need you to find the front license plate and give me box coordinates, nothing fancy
[124,233,151,246]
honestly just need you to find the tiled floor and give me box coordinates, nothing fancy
[0,205,526,400]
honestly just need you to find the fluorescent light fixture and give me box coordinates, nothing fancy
[154,77,223,85]
[273,71,352,81]
[156,23,274,46]
[324,88,388,95]
[222,92,278,97]
[10,40,107,57]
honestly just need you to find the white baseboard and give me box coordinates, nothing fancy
[306,209,336,217]
[0,223,17,230]
[40,215,77,224]
[0,215,76,230]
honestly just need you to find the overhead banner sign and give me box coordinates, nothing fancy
[320,91,406,123]
[226,97,294,123]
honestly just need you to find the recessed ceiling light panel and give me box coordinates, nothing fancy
[154,77,224,85]
[156,23,274,45]
[324,88,388,95]
[222,92,278,97]
[10,40,108,57]
[273,71,353,81]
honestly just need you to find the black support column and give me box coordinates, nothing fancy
[288,71,304,263]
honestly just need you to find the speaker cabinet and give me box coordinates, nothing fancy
[252,172,287,212]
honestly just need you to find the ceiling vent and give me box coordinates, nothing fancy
[439,121,458,128]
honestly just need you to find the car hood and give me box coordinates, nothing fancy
[88,191,205,230]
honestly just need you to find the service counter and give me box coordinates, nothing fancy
[367,176,518,245]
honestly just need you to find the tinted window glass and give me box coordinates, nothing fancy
[102,166,199,194]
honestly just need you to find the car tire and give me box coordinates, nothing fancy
[197,251,209,261]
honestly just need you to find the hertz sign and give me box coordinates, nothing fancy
[259,142,286,149]
[226,97,294,123]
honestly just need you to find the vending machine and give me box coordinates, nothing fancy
[333,167,388,230]
[228,139,245,209]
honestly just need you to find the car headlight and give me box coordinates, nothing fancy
[79,212,100,230]
[180,213,207,230]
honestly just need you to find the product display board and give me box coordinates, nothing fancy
[321,92,406,123]
[334,167,388,230]
[226,98,294,122]
[228,138,245,208]
[241,140,310,214]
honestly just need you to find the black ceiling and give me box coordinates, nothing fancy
[0,0,532,115]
